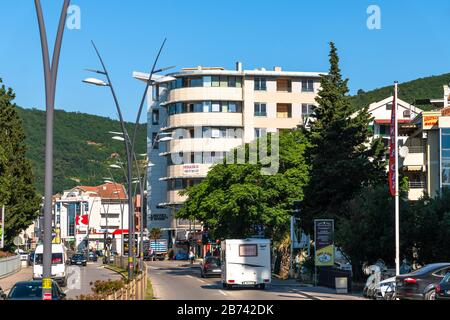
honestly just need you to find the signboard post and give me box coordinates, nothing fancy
[0,206,5,249]
[314,219,335,285]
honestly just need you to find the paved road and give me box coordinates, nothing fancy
[147,260,365,301]
[65,262,122,299]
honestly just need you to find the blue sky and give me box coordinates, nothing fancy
[1,0,450,122]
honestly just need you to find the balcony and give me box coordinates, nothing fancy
[403,146,425,168]
[168,138,243,153]
[408,182,426,201]
[168,87,242,103]
[167,190,188,204]
[167,112,243,129]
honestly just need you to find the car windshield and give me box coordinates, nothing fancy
[34,253,63,265]
[205,258,221,266]
[444,272,450,283]
[9,283,42,299]
[73,254,84,259]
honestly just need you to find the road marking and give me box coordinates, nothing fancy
[197,279,206,284]
[219,290,227,296]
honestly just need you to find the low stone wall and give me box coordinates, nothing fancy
[0,255,21,279]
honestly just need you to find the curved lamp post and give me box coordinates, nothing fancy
[34,0,70,301]
[83,40,172,279]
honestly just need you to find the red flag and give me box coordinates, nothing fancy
[389,85,397,197]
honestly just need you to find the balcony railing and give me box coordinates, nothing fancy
[409,181,426,189]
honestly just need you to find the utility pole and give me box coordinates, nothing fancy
[34,0,70,301]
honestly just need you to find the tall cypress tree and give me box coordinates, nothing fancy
[302,43,386,233]
[0,78,41,250]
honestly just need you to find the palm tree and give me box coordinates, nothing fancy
[149,228,162,260]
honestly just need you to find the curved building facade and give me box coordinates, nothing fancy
[134,63,323,241]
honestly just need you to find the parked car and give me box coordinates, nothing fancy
[6,280,66,300]
[200,257,222,278]
[396,263,450,300]
[70,253,87,266]
[88,252,98,262]
[0,287,6,300]
[436,271,450,300]
[375,276,397,300]
[34,244,68,287]
[16,249,29,262]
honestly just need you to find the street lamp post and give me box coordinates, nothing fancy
[83,40,171,279]
[34,0,70,301]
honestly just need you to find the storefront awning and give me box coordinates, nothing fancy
[404,165,424,172]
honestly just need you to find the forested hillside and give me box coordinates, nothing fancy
[16,107,146,195]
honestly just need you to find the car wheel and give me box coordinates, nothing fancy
[425,289,436,300]
[259,284,266,290]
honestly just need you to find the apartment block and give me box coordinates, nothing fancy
[134,62,324,242]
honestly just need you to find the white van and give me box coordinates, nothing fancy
[33,244,68,287]
[221,239,272,290]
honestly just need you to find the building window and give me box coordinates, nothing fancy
[211,102,221,112]
[386,103,393,111]
[277,79,292,92]
[255,128,266,138]
[167,101,242,115]
[254,103,267,117]
[220,76,228,88]
[379,125,390,136]
[441,129,450,187]
[152,132,159,150]
[302,79,314,92]
[67,203,76,237]
[277,104,292,118]
[254,78,267,91]
[302,104,315,116]
[152,109,160,125]
[203,76,212,87]
[403,110,411,118]
[189,77,203,87]
[212,76,220,87]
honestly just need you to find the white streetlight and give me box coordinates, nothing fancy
[109,131,123,136]
[112,136,125,142]
[83,77,109,87]
[148,163,155,168]
[109,164,122,169]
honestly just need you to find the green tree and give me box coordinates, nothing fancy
[177,130,310,243]
[0,79,41,251]
[302,42,386,234]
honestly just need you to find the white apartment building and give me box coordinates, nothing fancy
[366,96,423,148]
[135,62,324,242]
[54,183,128,254]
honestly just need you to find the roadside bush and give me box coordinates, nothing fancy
[0,251,14,258]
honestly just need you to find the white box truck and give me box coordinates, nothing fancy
[33,243,68,287]
[221,239,272,290]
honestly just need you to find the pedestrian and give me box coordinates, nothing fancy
[213,248,220,257]
[189,250,195,265]
[205,251,212,258]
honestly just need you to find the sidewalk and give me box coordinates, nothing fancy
[270,277,366,300]
[0,267,32,293]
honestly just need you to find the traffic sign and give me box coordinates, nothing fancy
[76,215,89,226]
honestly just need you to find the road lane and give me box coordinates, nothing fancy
[146,260,364,301]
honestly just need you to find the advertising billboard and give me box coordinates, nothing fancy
[314,219,335,267]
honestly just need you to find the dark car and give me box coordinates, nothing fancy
[396,263,450,300]
[28,252,35,266]
[88,252,98,262]
[200,257,222,278]
[6,280,66,300]
[70,253,87,266]
[436,271,450,300]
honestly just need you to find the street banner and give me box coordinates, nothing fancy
[314,219,334,267]
[389,86,398,197]
[0,206,4,249]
